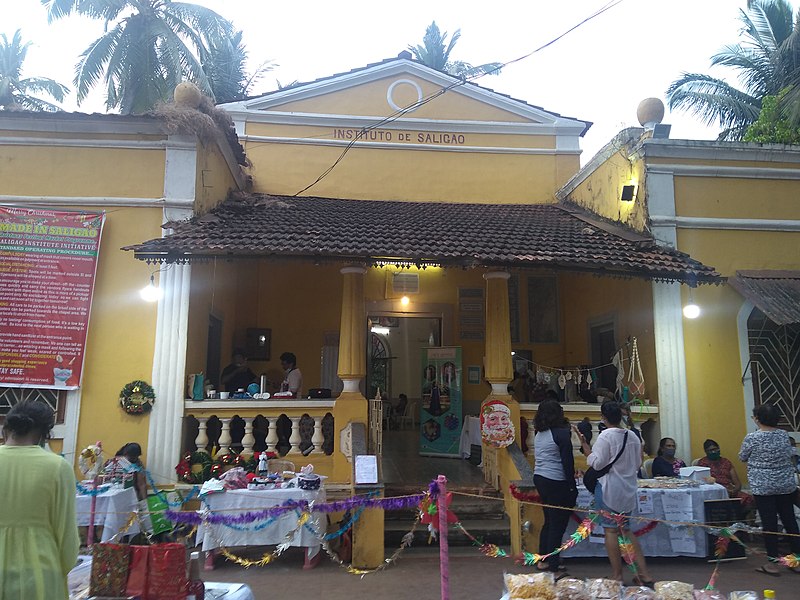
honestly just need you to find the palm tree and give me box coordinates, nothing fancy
[201,30,275,104]
[408,21,502,79]
[666,0,800,140]
[0,30,69,111]
[41,0,234,114]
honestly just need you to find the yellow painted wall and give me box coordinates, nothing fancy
[195,141,240,215]
[0,145,165,198]
[245,141,569,203]
[75,206,162,469]
[269,75,532,123]
[563,146,648,231]
[675,176,800,221]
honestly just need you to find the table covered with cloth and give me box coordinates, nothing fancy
[459,415,482,458]
[561,483,727,558]
[75,486,141,542]
[197,487,326,559]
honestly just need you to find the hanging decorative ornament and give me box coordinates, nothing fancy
[542,372,551,384]
[627,337,646,397]
[558,372,567,390]
[577,371,583,385]
[79,442,103,479]
[566,371,573,381]
[586,370,593,385]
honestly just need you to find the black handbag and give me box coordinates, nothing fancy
[583,430,628,494]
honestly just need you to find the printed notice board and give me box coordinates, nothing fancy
[420,346,462,457]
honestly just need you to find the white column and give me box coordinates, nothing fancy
[652,281,691,456]
[525,418,535,457]
[288,417,302,454]
[217,418,232,455]
[146,261,192,483]
[312,416,324,454]
[194,417,209,453]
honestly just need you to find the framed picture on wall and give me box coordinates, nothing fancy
[467,366,482,385]
[245,328,271,361]
[528,276,559,344]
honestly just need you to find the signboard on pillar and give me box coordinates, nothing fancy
[420,346,462,457]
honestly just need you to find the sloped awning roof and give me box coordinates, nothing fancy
[729,271,800,325]
[123,194,720,283]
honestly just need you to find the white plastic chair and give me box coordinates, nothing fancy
[642,458,654,478]
[398,401,415,430]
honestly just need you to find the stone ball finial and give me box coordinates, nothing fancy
[637,98,665,127]
[174,82,202,109]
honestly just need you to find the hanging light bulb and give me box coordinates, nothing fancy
[683,287,700,319]
[140,275,163,302]
[400,296,410,306]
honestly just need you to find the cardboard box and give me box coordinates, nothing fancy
[679,466,711,481]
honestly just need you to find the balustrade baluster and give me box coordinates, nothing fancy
[195,417,209,453]
[312,416,324,454]
[241,417,255,457]
[265,416,279,453]
[218,418,232,455]
[526,417,535,457]
[288,417,302,454]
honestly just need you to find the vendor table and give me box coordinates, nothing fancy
[561,483,727,559]
[197,487,326,561]
[75,486,140,542]
[459,415,482,458]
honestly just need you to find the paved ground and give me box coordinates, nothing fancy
[204,546,797,599]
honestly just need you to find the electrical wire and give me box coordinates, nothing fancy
[290,0,625,196]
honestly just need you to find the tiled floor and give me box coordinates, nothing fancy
[381,429,486,489]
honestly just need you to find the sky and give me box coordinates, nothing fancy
[1,0,785,162]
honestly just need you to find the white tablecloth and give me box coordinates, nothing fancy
[75,486,141,542]
[459,416,482,457]
[562,483,727,558]
[197,487,326,558]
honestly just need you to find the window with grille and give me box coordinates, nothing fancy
[747,307,800,431]
[0,387,67,425]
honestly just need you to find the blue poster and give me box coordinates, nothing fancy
[420,347,462,457]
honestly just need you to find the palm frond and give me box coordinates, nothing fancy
[19,77,69,102]
[74,26,123,103]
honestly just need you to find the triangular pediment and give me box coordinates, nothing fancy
[220,57,589,136]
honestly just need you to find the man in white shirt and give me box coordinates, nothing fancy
[578,400,654,585]
[280,352,303,399]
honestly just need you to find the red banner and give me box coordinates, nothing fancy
[0,206,105,389]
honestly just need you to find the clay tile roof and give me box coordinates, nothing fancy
[729,271,800,325]
[123,194,720,283]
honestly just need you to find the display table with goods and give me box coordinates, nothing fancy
[76,485,141,542]
[197,486,326,562]
[561,480,728,559]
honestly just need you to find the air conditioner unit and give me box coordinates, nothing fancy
[386,271,419,298]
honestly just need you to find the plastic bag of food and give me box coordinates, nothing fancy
[555,577,589,600]
[585,578,622,599]
[692,590,726,600]
[654,581,694,600]
[727,593,758,600]
[504,572,556,600]
[623,585,659,599]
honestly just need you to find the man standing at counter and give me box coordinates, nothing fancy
[280,352,303,399]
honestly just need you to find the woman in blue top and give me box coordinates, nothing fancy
[739,403,800,576]
[533,399,577,575]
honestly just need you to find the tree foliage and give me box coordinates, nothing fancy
[743,92,800,144]
[201,30,275,104]
[408,21,502,79]
[41,0,234,114]
[666,0,800,140]
[0,29,69,111]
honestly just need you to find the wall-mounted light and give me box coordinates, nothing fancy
[139,274,163,302]
[683,287,700,319]
[400,296,410,306]
[621,184,637,202]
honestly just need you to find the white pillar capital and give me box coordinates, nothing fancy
[483,271,511,281]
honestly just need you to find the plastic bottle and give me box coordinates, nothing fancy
[186,551,205,600]
[763,590,776,599]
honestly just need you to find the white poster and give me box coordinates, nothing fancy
[661,490,694,523]
[636,491,654,515]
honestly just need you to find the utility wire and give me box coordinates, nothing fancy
[291,0,625,196]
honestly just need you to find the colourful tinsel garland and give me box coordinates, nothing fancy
[119,380,156,414]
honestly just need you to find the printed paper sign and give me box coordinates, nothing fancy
[0,206,105,389]
[637,491,655,514]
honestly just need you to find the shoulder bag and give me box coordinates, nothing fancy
[583,430,628,494]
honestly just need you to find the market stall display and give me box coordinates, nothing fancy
[76,485,141,542]
[562,482,727,559]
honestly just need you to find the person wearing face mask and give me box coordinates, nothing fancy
[0,401,80,599]
[651,437,686,477]
[696,439,753,510]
